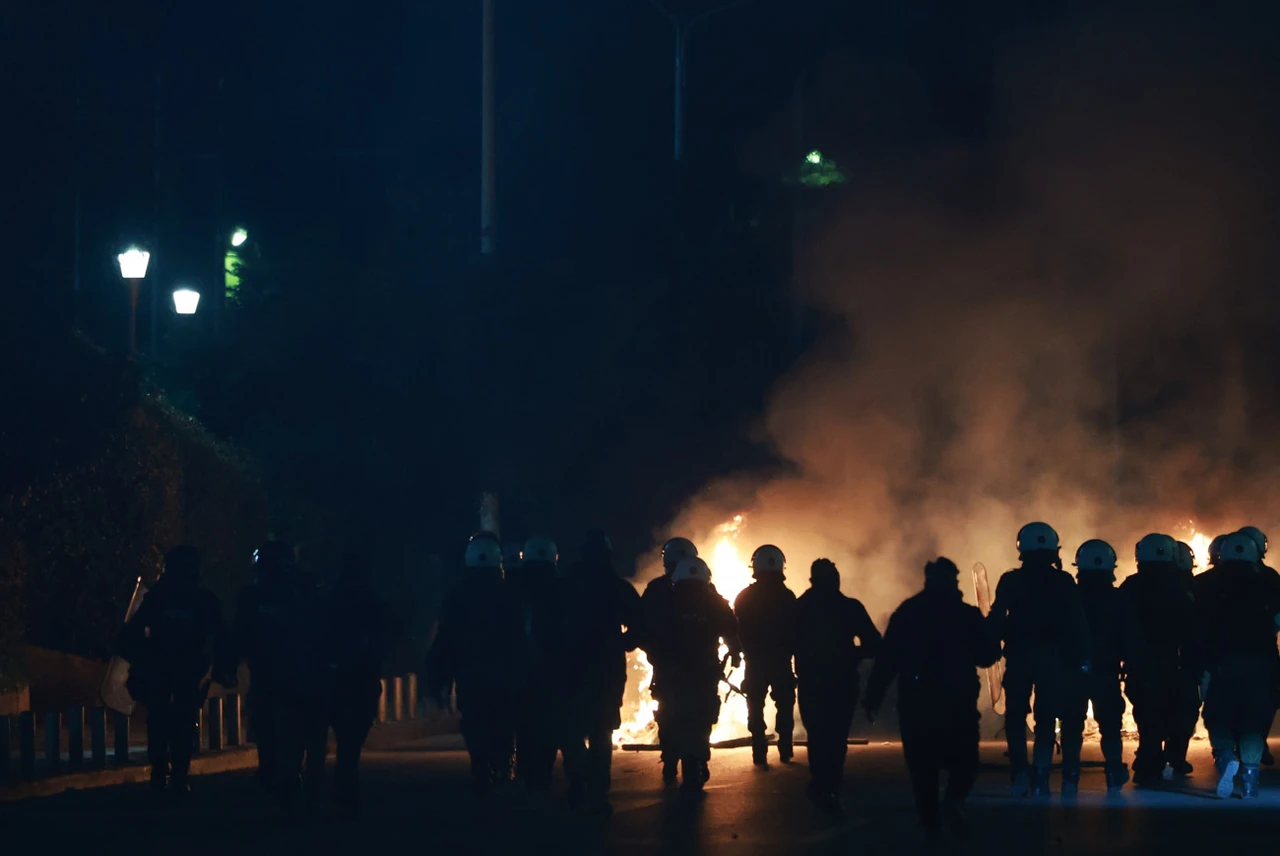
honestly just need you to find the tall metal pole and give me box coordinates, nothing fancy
[151,70,163,356]
[644,0,750,163]
[673,26,688,162]
[480,0,496,255]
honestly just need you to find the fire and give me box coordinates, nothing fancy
[614,514,773,747]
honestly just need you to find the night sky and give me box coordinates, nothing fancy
[8,1,1280,576]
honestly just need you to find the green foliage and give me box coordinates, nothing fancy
[0,334,268,663]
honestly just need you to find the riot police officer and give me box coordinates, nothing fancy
[1195,532,1280,798]
[1059,540,1132,793]
[644,556,740,794]
[639,536,698,784]
[558,530,641,815]
[426,534,517,796]
[1121,532,1195,786]
[117,546,223,795]
[511,536,563,793]
[733,545,798,767]
[987,522,1089,796]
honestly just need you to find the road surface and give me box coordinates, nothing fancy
[3,740,1278,854]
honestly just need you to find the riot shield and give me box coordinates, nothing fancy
[972,562,1005,715]
[100,576,149,716]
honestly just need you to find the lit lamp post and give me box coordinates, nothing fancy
[172,287,200,316]
[116,247,151,358]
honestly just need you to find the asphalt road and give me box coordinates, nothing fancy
[4,740,1279,855]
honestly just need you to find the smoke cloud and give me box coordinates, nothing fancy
[645,6,1280,628]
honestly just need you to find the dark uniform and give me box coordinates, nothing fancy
[1120,561,1197,784]
[646,570,739,793]
[231,541,300,793]
[988,555,1089,794]
[426,555,518,795]
[1194,553,1280,796]
[639,573,678,780]
[117,546,223,794]
[324,555,396,817]
[511,555,564,792]
[266,569,330,808]
[734,574,798,765]
[864,559,1001,839]
[1166,557,1203,776]
[793,559,881,809]
[558,534,642,813]
[1060,567,1135,789]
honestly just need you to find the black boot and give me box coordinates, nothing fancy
[777,735,793,764]
[752,736,769,768]
[1010,768,1030,797]
[1061,767,1080,798]
[1030,767,1052,798]
[1215,756,1239,800]
[661,756,679,787]
[1105,764,1130,791]
[1241,765,1261,799]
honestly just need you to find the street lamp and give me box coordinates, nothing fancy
[117,248,151,358]
[172,287,200,315]
[230,227,247,247]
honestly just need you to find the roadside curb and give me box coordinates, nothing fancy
[0,747,259,803]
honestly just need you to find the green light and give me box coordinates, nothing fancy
[231,228,248,247]
[225,250,241,301]
[799,150,847,188]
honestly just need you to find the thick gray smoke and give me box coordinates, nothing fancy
[646,6,1280,627]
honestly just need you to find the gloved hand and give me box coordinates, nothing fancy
[730,652,742,670]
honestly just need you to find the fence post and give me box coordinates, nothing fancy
[0,715,10,779]
[225,694,243,746]
[67,706,84,769]
[89,708,107,767]
[207,697,223,752]
[391,676,403,722]
[405,673,418,719]
[113,711,130,765]
[378,679,388,723]
[43,712,60,772]
[19,712,35,779]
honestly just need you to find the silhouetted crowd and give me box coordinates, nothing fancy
[117,542,394,818]
[116,521,1280,844]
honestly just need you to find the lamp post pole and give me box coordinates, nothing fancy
[117,248,151,360]
[128,279,141,358]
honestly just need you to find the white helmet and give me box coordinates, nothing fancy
[1135,533,1177,564]
[1016,522,1059,553]
[1175,541,1195,573]
[1220,532,1260,564]
[672,556,712,585]
[1238,526,1268,559]
[465,536,503,569]
[1073,539,1117,572]
[662,537,698,572]
[521,536,558,566]
[750,544,785,575]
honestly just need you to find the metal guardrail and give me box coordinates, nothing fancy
[1,672,420,784]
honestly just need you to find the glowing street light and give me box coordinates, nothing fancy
[805,150,822,165]
[172,288,200,315]
[117,248,151,278]
[117,247,151,358]
[230,227,248,247]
